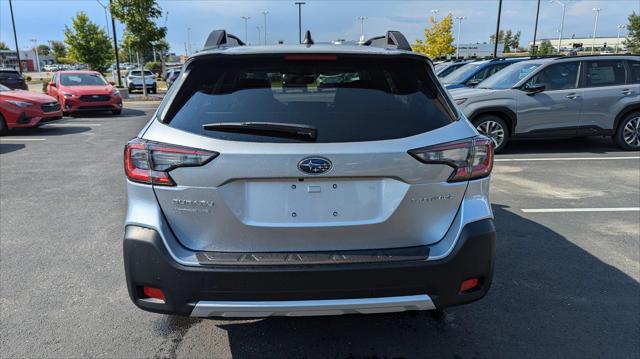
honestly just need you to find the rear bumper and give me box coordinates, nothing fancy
[123,219,496,317]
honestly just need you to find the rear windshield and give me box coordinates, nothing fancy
[163,56,456,143]
[130,70,153,76]
[0,71,22,80]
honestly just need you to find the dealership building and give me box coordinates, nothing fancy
[528,36,628,52]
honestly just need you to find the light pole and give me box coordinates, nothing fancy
[31,38,40,72]
[532,0,541,55]
[96,0,111,39]
[493,0,503,58]
[262,11,269,45]
[8,0,22,73]
[549,0,566,54]
[615,24,625,53]
[358,16,368,43]
[591,7,601,54]
[295,2,306,44]
[454,16,466,58]
[430,9,439,21]
[109,0,122,87]
[241,16,251,44]
[256,26,263,45]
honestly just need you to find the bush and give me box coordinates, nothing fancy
[145,61,162,75]
[25,76,32,82]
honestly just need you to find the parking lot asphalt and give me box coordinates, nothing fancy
[0,106,638,358]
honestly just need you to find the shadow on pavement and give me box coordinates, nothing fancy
[214,204,639,358]
[0,143,26,154]
[502,136,627,155]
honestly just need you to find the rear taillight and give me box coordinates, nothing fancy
[409,137,493,182]
[124,138,218,186]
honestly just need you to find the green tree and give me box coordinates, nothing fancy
[503,30,513,53]
[50,40,67,61]
[412,14,456,58]
[37,44,51,56]
[511,31,521,51]
[64,12,113,71]
[537,40,554,55]
[489,30,505,45]
[0,41,9,50]
[624,11,640,54]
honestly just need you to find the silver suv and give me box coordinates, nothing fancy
[123,30,496,318]
[451,55,640,152]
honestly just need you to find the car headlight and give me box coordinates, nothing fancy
[62,92,74,98]
[454,98,467,105]
[5,100,33,108]
[111,88,120,96]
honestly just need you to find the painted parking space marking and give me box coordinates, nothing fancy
[0,138,47,142]
[496,156,640,162]
[522,207,640,213]
[42,123,102,127]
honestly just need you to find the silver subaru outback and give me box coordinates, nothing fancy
[123,30,496,318]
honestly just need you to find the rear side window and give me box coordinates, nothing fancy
[627,61,640,84]
[584,60,626,87]
[164,56,456,143]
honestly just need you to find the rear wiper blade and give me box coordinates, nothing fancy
[202,122,317,141]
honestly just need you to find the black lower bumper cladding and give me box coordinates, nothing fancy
[123,219,496,316]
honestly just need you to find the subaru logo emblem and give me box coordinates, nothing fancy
[298,157,332,175]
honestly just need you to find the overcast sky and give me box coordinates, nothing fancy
[1,0,638,54]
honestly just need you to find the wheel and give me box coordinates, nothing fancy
[111,109,122,115]
[0,113,8,135]
[473,115,510,153]
[614,112,640,151]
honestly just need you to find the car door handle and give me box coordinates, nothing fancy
[621,89,633,96]
[566,93,580,100]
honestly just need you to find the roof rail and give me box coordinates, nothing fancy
[362,31,412,51]
[202,30,245,50]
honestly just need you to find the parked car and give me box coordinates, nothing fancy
[46,70,122,115]
[0,84,62,134]
[450,55,640,151]
[166,68,181,88]
[0,69,28,90]
[125,69,157,93]
[441,57,530,90]
[434,60,471,78]
[123,30,496,318]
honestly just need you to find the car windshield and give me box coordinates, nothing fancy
[478,62,542,89]
[164,56,457,143]
[130,70,153,76]
[60,73,107,86]
[441,63,482,84]
[0,84,10,91]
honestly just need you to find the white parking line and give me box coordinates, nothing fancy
[0,138,46,142]
[496,156,640,162]
[43,123,102,127]
[522,207,640,213]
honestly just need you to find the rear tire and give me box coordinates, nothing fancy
[614,112,640,151]
[0,113,8,136]
[473,115,510,153]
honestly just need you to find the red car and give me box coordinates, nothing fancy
[46,71,122,115]
[0,84,62,134]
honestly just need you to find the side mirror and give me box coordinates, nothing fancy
[524,83,545,95]
[108,81,115,85]
[48,81,56,88]
[466,79,481,87]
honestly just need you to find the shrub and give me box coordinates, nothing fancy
[145,61,162,75]
[25,76,32,82]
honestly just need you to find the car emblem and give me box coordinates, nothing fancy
[298,157,332,175]
[92,95,99,98]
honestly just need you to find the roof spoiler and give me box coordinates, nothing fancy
[202,30,245,50]
[362,31,412,52]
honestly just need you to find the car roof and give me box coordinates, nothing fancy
[191,44,425,59]
[57,70,101,74]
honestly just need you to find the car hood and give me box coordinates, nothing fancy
[59,85,113,95]
[449,87,503,100]
[0,90,58,104]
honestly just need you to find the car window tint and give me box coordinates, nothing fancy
[164,56,456,143]
[0,71,21,80]
[627,61,640,84]
[528,62,579,91]
[585,60,625,87]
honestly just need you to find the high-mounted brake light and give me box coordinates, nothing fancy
[124,138,218,186]
[409,137,493,182]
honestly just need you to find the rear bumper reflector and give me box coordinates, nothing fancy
[190,294,435,317]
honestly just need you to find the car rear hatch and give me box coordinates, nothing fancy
[134,53,487,253]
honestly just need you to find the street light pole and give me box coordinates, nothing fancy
[591,7,601,54]
[96,0,110,38]
[295,2,306,44]
[109,0,122,87]
[532,0,541,55]
[241,16,251,44]
[8,0,22,73]
[549,0,566,54]
[430,9,439,21]
[257,26,263,45]
[454,16,466,59]
[615,25,624,53]
[493,0,503,58]
[262,11,269,45]
[31,39,40,72]
[358,16,368,43]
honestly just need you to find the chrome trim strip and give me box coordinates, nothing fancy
[190,294,435,317]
